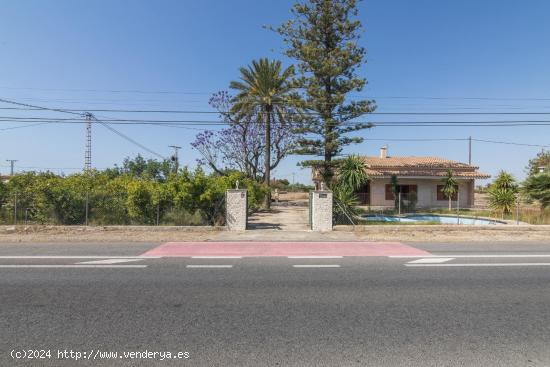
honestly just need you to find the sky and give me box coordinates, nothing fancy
[1,0,550,184]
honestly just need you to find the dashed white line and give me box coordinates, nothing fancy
[186,265,233,268]
[76,259,145,265]
[287,256,343,259]
[292,265,341,268]
[407,258,454,264]
[190,256,242,259]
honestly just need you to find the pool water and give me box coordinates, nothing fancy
[362,214,503,225]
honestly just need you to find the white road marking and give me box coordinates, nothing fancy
[407,258,454,264]
[288,256,343,259]
[76,259,145,265]
[0,256,160,259]
[406,263,550,267]
[0,265,147,268]
[292,265,341,268]
[391,255,550,258]
[191,256,242,259]
[186,265,233,268]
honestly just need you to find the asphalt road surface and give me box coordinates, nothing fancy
[1,241,550,366]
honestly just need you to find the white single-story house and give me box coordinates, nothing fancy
[312,147,490,209]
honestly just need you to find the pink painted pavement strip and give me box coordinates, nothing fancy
[140,241,430,257]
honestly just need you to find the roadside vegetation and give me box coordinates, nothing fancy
[487,171,519,218]
[0,156,267,226]
[441,169,458,211]
[331,155,368,225]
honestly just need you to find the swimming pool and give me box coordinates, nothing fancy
[362,214,504,225]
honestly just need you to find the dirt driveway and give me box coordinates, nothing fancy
[247,202,309,231]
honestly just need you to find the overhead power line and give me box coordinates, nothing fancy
[1,85,550,101]
[0,98,82,115]
[471,138,550,148]
[0,97,168,160]
[4,116,550,128]
[6,105,550,115]
[1,136,547,173]
[362,138,550,148]
[0,122,53,131]
[90,115,166,159]
[5,115,550,124]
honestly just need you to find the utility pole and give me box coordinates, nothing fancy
[292,172,296,185]
[468,136,472,165]
[84,112,93,171]
[169,145,181,173]
[5,160,17,176]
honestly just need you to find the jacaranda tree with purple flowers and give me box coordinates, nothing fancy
[191,91,298,194]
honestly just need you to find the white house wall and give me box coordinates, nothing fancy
[369,178,474,209]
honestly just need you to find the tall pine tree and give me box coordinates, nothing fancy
[275,0,376,185]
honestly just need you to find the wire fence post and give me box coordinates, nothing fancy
[25,208,29,225]
[398,192,401,215]
[156,203,160,226]
[13,192,17,225]
[516,197,520,225]
[85,191,89,226]
[457,191,460,224]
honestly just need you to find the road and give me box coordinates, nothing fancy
[1,241,550,366]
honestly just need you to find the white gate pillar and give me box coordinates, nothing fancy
[226,189,247,230]
[311,190,333,232]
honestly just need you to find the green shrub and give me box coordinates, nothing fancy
[0,167,267,226]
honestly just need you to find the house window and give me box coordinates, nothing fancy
[385,184,417,200]
[437,185,458,201]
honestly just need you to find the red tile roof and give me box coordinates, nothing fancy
[311,156,491,180]
[362,156,490,179]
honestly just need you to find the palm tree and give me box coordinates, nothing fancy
[442,169,458,211]
[230,58,295,208]
[488,171,518,218]
[332,155,369,223]
[338,155,368,191]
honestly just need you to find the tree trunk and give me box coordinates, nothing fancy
[448,197,451,211]
[323,81,334,188]
[264,109,271,209]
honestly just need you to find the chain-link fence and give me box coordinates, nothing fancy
[350,200,550,225]
[332,198,357,227]
[0,191,226,226]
